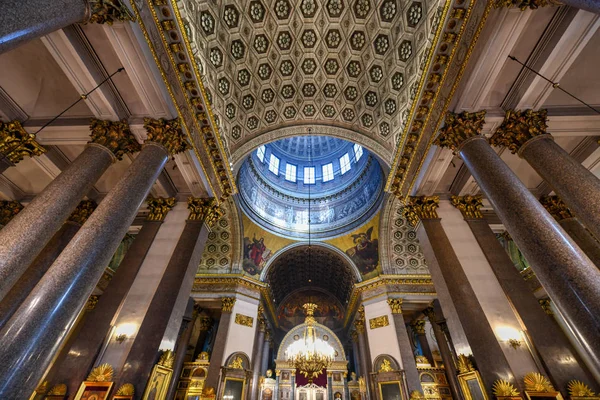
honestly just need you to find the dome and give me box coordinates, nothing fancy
[237,136,384,239]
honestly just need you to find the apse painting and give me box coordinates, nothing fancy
[277,290,344,331]
[242,215,293,277]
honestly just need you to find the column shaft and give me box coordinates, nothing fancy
[417,217,518,397]
[205,309,234,391]
[0,144,114,301]
[558,218,600,268]
[460,137,600,369]
[0,221,80,329]
[261,335,272,375]
[559,0,600,13]
[390,312,421,393]
[252,329,266,400]
[47,218,163,395]
[0,143,168,398]
[356,327,372,398]
[116,217,209,395]
[465,216,598,392]
[166,299,197,400]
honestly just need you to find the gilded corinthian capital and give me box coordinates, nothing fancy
[403,196,440,227]
[88,0,135,25]
[0,120,46,164]
[490,109,548,154]
[68,200,97,225]
[221,297,236,313]
[435,110,486,152]
[411,320,426,334]
[89,119,141,160]
[387,298,403,314]
[451,195,484,219]
[187,197,223,226]
[540,195,573,221]
[146,196,176,221]
[0,200,24,226]
[144,118,190,156]
[493,0,558,11]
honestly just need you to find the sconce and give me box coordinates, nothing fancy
[496,326,523,350]
[114,323,136,344]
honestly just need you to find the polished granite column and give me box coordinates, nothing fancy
[0,118,189,399]
[404,196,520,397]
[354,310,372,399]
[0,200,96,329]
[423,305,463,400]
[0,200,23,229]
[252,308,267,400]
[261,330,272,375]
[388,299,422,395]
[411,320,434,366]
[116,197,218,395]
[0,119,140,302]
[205,297,236,392]
[437,110,600,370]
[491,109,600,241]
[540,195,600,268]
[351,331,361,376]
[45,196,176,396]
[0,0,133,54]
[0,120,45,174]
[451,194,598,393]
[328,373,334,399]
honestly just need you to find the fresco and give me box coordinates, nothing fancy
[242,214,293,277]
[277,289,344,331]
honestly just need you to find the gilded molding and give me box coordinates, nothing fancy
[490,109,548,154]
[0,200,23,226]
[187,197,222,226]
[493,0,558,10]
[88,0,135,24]
[89,119,140,160]
[221,297,236,313]
[68,200,97,225]
[144,117,190,156]
[411,320,426,334]
[369,315,389,330]
[146,196,176,221]
[0,120,46,164]
[451,195,484,219]
[540,195,573,221]
[435,110,486,153]
[234,313,254,328]
[404,196,440,227]
[387,298,403,314]
[86,295,100,311]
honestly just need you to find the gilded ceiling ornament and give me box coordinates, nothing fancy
[411,320,426,334]
[435,111,486,153]
[0,200,23,226]
[86,363,114,382]
[490,109,548,154]
[146,196,176,221]
[456,354,475,374]
[493,0,557,10]
[221,297,236,313]
[493,380,520,397]
[158,350,175,368]
[379,359,394,372]
[403,196,440,227]
[228,356,244,369]
[68,200,97,225]
[0,120,46,164]
[143,117,190,156]
[89,119,140,160]
[387,298,403,314]
[116,383,135,396]
[539,196,573,221]
[523,372,554,392]
[451,195,484,219]
[88,0,134,24]
[47,383,67,395]
[568,380,595,397]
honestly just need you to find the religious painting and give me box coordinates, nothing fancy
[457,371,488,400]
[73,382,113,400]
[241,215,294,277]
[142,364,172,400]
[281,371,291,381]
[379,381,403,400]
[277,289,344,331]
[222,378,245,400]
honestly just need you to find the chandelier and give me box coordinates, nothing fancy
[285,303,335,382]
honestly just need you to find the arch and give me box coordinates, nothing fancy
[231,124,393,173]
[372,354,401,372]
[224,351,251,369]
[259,241,362,283]
[277,321,346,362]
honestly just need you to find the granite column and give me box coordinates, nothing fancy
[252,308,266,400]
[423,305,463,400]
[354,316,372,399]
[45,196,176,396]
[452,195,598,393]
[261,331,272,375]
[0,118,189,399]
[0,200,96,330]
[540,196,600,268]
[491,109,600,241]
[404,196,520,397]
[0,0,133,54]
[0,120,45,174]
[115,197,216,395]
[437,110,600,370]
[205,297,237,392]
[0,119,140,301]
[387,299,422,395]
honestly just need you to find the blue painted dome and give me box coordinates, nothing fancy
[237,136,384,239]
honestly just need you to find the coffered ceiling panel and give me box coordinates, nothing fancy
[178,0,443,157]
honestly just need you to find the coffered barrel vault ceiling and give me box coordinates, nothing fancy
[177,0,443,157]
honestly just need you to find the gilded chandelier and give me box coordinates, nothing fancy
[285,303,335,382]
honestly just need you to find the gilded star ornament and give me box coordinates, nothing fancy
[490,109,548,154]
[0,120,46,164]
[435,111,486,153]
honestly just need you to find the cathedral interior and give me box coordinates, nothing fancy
[1,1,600,400]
